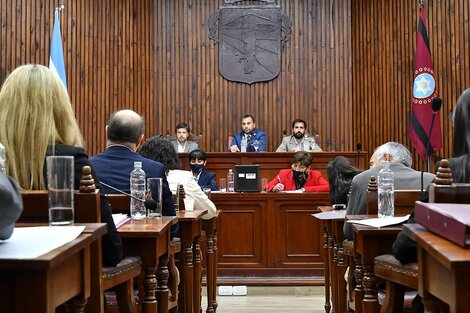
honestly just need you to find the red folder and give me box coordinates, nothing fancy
[414,201,470,248]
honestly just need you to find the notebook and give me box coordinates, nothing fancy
[235,165,260,192]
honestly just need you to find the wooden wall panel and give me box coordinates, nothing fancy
[1,0,468,169]
[351,0,470,169]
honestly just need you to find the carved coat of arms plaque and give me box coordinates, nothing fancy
[208,1,292,84]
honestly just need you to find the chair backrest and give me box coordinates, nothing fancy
[366,175,421,216]
[106,194,130,214]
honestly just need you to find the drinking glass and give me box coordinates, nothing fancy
[252,139,260,151]
[261,178,268,192]
[203,187,212,199]
[219,178,227,192]
[146,178,162,218]
[47,156,74,225]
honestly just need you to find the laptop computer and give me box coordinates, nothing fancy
[235,165,260,192]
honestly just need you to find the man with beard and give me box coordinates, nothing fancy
[276,119,323,152]
[265,151,329,192]
[230,114,267,152]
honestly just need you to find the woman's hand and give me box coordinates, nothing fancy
[272,183,284,192]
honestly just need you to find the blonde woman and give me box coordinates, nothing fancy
[0,64,122,266]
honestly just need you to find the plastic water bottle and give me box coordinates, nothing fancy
[241,136,247,152]
[310,136,317,150]
[227,169,235,192]
[130,161,146,219]
[0,143,6,174]
[377,161,394,218]
[303,135,310,151]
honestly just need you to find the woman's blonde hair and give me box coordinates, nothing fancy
[0,64,83,189]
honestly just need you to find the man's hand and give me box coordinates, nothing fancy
[230,145,240,152]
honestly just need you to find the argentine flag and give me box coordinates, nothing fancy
[49,9,67,89]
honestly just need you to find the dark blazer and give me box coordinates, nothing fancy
[197,170,217,191]
[230,128,267,152]
[90,145,178,237]
[50,144,123,266]
[0,174,22,240]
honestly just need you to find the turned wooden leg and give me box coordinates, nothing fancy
[205,232,215,313]
[141,265,157,313]
[323,226,331,313]
[354,253,364,313]
[157,254,170,313]
[212,229,218,312]
[336,243,348,313]
[179,241,194,313]
[362,264,378,313]
[193,237,202,313]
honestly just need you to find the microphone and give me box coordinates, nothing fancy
[356,142,362,151]
[145,199,158,212]
[431,97,442,114]
[421,97,442,195]
[99,180,144,202]
[425,97,442,159]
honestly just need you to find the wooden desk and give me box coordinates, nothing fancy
[177,209,207,313]
[178,151,368,181]
[202,209,221,313]
[404,224,470,313]
[0,224,105,313]
[313,207,347,313]
[212,192,330,284]
[351,218,402,313]
[117,217,176,313]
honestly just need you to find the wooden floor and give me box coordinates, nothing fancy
[201,286,326,313]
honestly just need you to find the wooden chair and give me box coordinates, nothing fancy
[107,192,182,311]
[19,166,141,313]
[374,159,470,313]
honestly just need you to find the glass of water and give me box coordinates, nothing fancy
[46,156,74,226]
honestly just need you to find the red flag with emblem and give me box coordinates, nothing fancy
[409,3,442,159]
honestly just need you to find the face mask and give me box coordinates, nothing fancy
[292,169,307,182]
[191,164,204,174]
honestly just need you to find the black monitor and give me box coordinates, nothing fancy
[235,165,260,192]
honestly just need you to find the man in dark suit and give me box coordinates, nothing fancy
[90,109,178,236]
[189,149,217,191]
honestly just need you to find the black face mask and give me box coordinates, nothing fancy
[292,170,307,182]
[292,170,308,189]
[191,164,204,174]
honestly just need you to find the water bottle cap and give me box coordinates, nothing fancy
[229,169,233,173]
[134,161,142,168]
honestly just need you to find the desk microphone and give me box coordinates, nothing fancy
[99,180,144,202]
[421,97,442,196]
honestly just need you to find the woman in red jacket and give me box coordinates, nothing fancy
[266,151,329,192]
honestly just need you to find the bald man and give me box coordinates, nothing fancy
[90,109,178,236]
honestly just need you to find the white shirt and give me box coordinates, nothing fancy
[167,169,216,220]
[177,142,186,153]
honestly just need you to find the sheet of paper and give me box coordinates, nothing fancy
[312,210,347,220]
[112,213,131,228]
[347,215,410,228]
[0,226,85,259]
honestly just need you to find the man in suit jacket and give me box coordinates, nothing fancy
[189,149,217,191]
[0,173,22,240]
[230,114,267,152]
[171,122,199,153]
[343,142,435,240]
[276,119,323,152]
[90,109,178,237]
